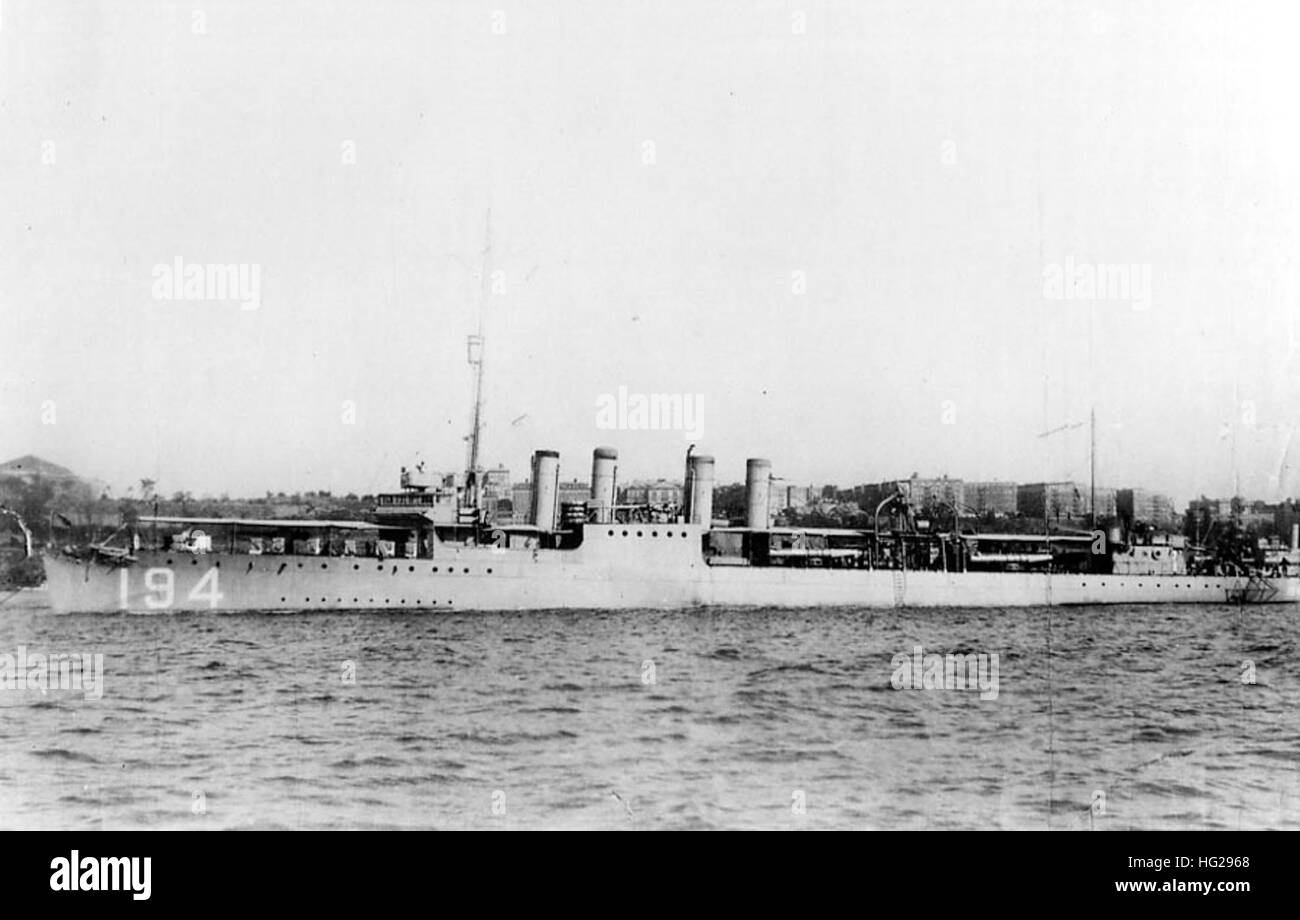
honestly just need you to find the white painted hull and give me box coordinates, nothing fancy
[43,525,1300,613]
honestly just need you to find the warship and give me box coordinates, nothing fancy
[40,331,1300,613]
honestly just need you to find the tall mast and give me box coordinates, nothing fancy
[465,210,491,507]
[1090,406,1096,530]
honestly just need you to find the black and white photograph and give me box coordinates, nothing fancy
[0,0,1296,879]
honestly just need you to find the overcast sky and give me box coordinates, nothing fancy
[3,1,1299,504]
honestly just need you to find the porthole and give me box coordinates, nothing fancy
[166,559,174,565]
[487,568,493,574]
[409,565,415,572]
[321,563,328,570]
[192,559,198,565]
[432,566,439,572]
[376,565,383,572]
[353,564,359,570]
[608,529,615,537]
[651,531,658,537]
[463,567,470,573]
[622,530,629,537]
[636,531,643,537]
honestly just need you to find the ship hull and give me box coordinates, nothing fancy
[43,526,1300,613]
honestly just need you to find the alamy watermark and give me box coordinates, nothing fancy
[1043,257,1151,312]
[0,646,104,699]
[49,851,150,900]
[151,257,261,311]
[890,644,999,700]
[595,386,703,440]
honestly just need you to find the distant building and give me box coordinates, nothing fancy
[648,481,682,505]
[909,476,963,510]
[478,465,512,523]
[1018,482,1087,521]
[505,478,589,523]
[860,476,963,512]
[482,465,511,500]
[620,480,682,506]
[1090,487,1118,518]
[1117,488,1177,528]
[849,476,966,522]
[1185,498,1299,539]
[784,485,813,510]
[856,481,901,512]
[1276,501,1300,541]
[0,454,80,485]
[842,484,876,509]
[770,484,815,513]
[1015,482,1116,521]
[489,497,514,523]
[1241,501,1274,532]
[557,479,591,508]
[511,482,533,523]
[966,481,1018,516]
[1186,497,1235,521]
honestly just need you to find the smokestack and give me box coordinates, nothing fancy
[590,447,618,524]
[530,450,560,531]
[683,452,715,526]
[745,458,771,530]
[1291,523,1298,553]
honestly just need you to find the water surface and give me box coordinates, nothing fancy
[1,590,1296,829]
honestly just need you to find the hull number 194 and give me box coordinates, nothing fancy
[119,566,223,610]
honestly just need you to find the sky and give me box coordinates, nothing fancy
[2,0,1299,506]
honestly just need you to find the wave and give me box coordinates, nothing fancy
[30,748,101,764]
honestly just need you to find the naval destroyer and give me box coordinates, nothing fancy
[40,329,1300,613]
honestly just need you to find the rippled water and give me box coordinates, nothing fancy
[1,588,1297,829]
